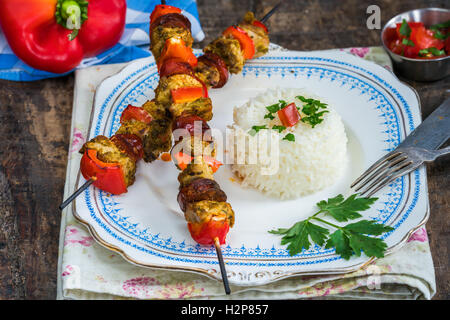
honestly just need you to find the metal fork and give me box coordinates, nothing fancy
[351,146,450,197]
[351,97,450,198]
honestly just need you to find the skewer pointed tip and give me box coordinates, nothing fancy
[214,237,231,295]
[260,0,284,23]
[59,178,95,210]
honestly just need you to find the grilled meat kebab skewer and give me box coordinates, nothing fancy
[59,1,281,294]
[60,6,272,206]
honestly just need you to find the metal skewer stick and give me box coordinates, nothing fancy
[161,0,166,5]
[59,177,96,210]
[213,237,231,295]
[260,0,283,23]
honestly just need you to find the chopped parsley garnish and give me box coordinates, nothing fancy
[399,19,412,37]
[419,47,446,57]
[430,20,450,40]
[402,38,415,46]
[264,100,288,120]
[296,95,329,128]
[430,20,450,31]
[269,194,394,260]
[272,125,286,133]
[282,133,295,141]
[248,125,268,136]
[432,29,449,40]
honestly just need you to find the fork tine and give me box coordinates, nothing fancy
[365,163,416,198]
[359,161,413,197]
[353,154,408,192]
[350,151,403,188]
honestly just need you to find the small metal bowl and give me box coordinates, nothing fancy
[381,8,450,82]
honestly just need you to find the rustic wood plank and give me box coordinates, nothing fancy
[0,0,448,299]
[0,76,74,299]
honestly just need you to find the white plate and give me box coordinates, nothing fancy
[73,49,429,286]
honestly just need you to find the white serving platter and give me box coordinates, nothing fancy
[73,48,429,286]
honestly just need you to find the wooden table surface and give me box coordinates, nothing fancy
[0,0,448,300]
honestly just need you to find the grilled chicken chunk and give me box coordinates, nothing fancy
[204,36,245,74]
[185,200,235,227]
[155,74,203,107]
[150,26,193,61]
[178,157,214,187]
[195,59,221,88]
[169,97,213,121]
[142,99,168,120]
[239,12,269,58]
[80,135,136,187]
[116,121,151,140]
[142,118,173,162]
[173,135,216,159]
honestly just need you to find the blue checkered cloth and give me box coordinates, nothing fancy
[0,0,204,81]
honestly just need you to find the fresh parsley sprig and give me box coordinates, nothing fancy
[296,95,329,128]
[269,194,394,260]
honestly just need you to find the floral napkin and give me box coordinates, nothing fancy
[57,47,436,300]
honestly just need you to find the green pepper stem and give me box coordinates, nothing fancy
[55,0,88,41]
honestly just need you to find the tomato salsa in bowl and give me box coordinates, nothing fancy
[381,8,450,81]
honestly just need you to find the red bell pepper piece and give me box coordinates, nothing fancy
[0,0,126,74]
[193,76,210,99]
[157,38,198,70]
[277,103,301,127]
[171,87,206,104]
[150,4,181,25]
[223,25,255,59]
[80,149,127,195]
[120,105,153,124]
[187,219,230,245]
[252,20,269,33]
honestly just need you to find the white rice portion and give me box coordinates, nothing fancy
[230,88,348,199]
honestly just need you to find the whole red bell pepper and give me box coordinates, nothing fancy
[80,149,127,195]
[0,0,126,74]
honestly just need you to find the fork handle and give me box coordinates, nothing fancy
[428,146,450,161]
[399,97,450,150]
